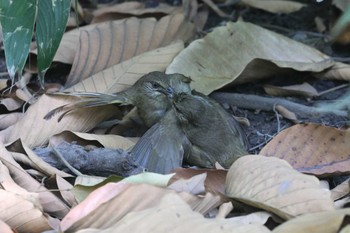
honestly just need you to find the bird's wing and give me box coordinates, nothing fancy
[130,110,190,174]
[44,92,129,121]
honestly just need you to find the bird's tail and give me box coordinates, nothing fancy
[44,92,128,121]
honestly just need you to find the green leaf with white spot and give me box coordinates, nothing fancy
[36,0,70,85]
[0,0,37,79]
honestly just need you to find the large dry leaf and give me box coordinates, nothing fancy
[239,0,305,13]
[0,143,70,217]
[0,113,24,130]
[225,155,334,220]
[92,2,182,23]
[50,130,137,150]
[0,189,53,232]
[66,41,184,93]
[66,14,194,87]
[260,123,350,176]
[86,193,271,233]
[0,94,117,147]
[62,182,221,231]
[273,208,350,233]
[166,21,348,94]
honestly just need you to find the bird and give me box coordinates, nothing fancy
[44,71,192,135]
[130,88,248,173]
[171,92,248,168]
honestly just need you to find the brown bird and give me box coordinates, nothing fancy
[131,89,248,173]
[172,92,248,168]
[44,71,192,134]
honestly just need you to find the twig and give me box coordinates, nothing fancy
[210,92,348,118]
[318,83,349,96]
[273,104,281,133]
[52,146,83,176]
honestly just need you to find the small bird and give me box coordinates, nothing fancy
[131,89,248,173]
[171,92,248,168]
[44,71,192,134]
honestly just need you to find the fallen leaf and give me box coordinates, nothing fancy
[0,94,117,147]
[260,123,350,176]
[273,208,350,233]
[62,183,221,231]
[225,155,334,220]
[50,130,137,150]
[170,167,228,198]
[0,113,24,130]
[95,193,271,233]
[0,189,54,232]
[331,178,350,201]
[0,97,23,111]
[239,0,305,14]
[67,41,184,93]
[166,21,347,94]
[264,82,319,97]
[0,142,70,217]
[168,173,206,195]
[92,2,182,23]
[66,14,194,87]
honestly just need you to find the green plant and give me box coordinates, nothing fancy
[0,0,71,86]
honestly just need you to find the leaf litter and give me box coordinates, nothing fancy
[0,1,349,232]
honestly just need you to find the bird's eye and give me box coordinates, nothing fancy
[150,81,161,89]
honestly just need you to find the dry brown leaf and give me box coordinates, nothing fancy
[0,219,13,233]
[225,155,334,220]
[170,167,227,198]
[0,97,23,111]
[50,131,137,150]
[0,143,70,217]
[67,41,184,93]
[316,62,350,81]
[6,139,72,177]
[167,173,206,195]
[66,14,194,87]
[79,193,271,233]
[331,178,350,201]
[273,208,350,233]
[166,21,347,95]
[92,2,182,23]
[61,182,221,231]
[260,123,350,176]
[264,82,319,97]
[0,189,54,232]
[0,113,24,130]
[45,175,79,208]
[275,105,298,122]
[0,94,117,147]
[238,0,305,13]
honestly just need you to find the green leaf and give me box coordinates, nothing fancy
[0,0,37,79]
[36,0,70,85]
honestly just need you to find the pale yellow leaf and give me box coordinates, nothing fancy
[80,193,271,233]
[0,143,70,217]
[0,113,24,130]
[166,21,346,94]
[225,155,334,220]
[273,208,350,233]
[67,41,184,93]
[66,14,194,87]
[0,189,53,232]
[0,94,117,147]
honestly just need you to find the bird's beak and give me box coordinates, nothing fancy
[165,86,175,98]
